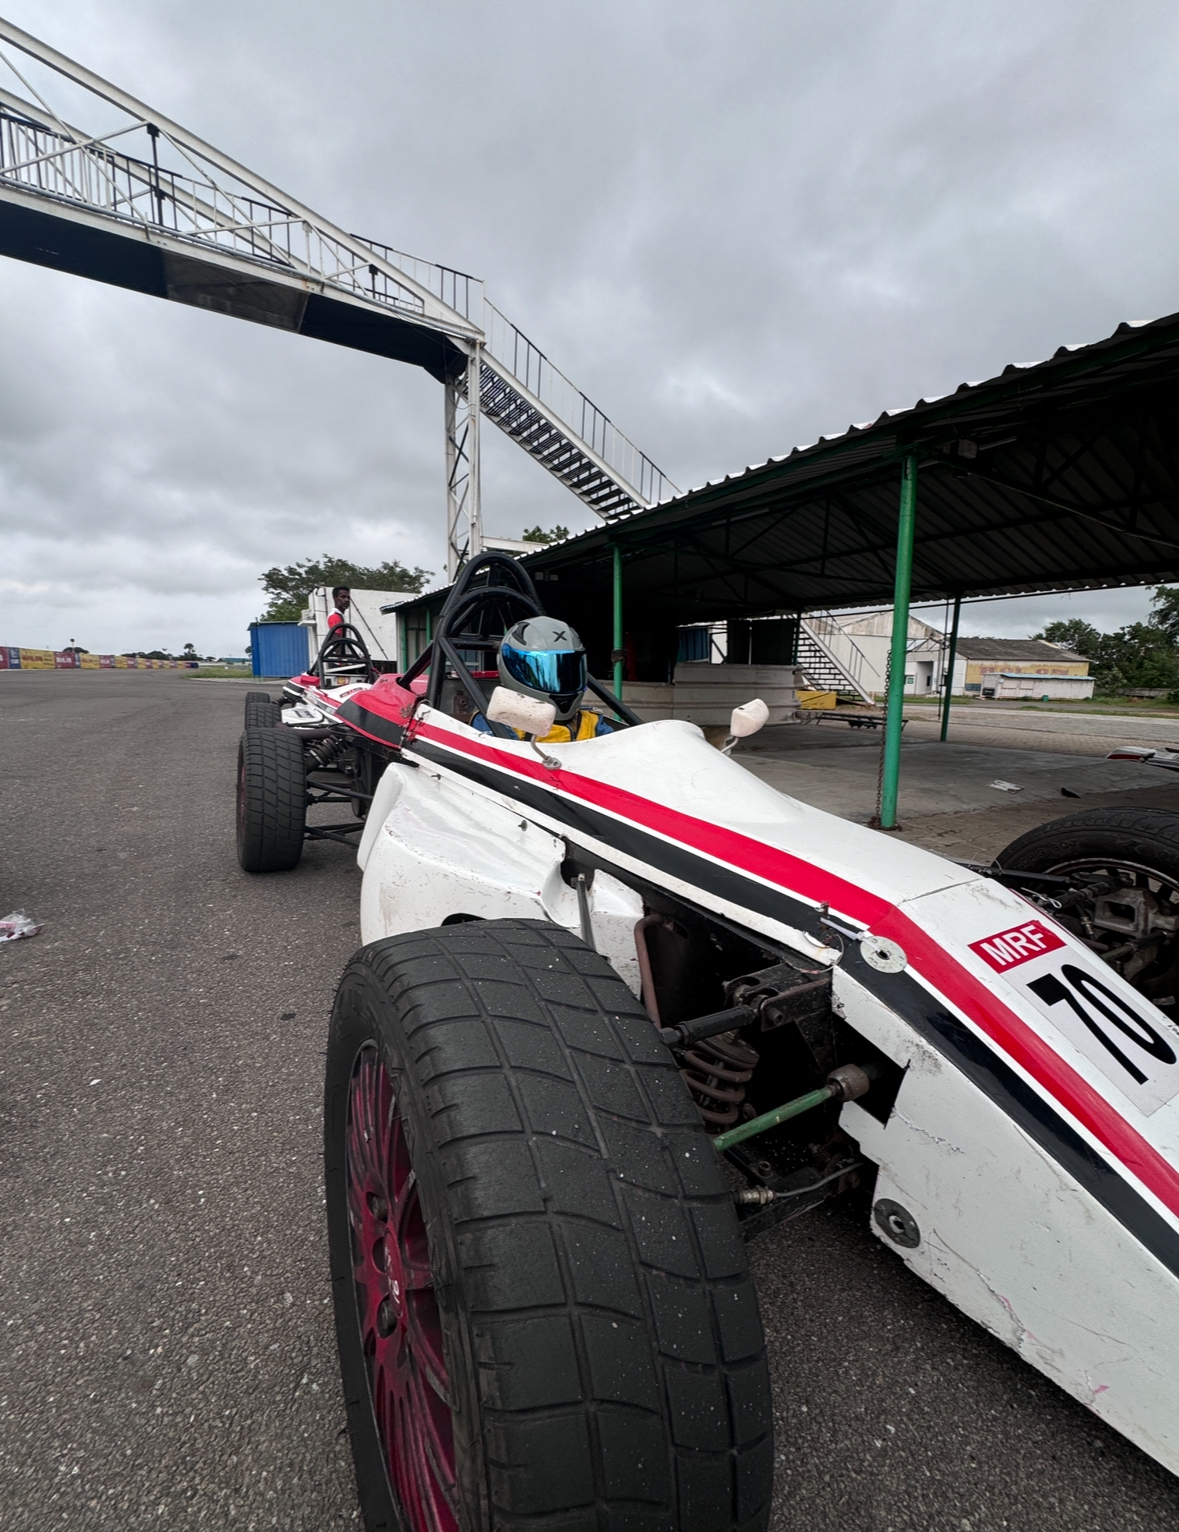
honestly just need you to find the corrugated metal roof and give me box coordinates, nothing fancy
[955,638,1088,662]
[401,307,1179,669]
[633,316,1163,510]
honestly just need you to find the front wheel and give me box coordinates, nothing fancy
[244,696,282,729]
[324,919,773,1532]
[996,806,1179,1006]
[236,726,306,872]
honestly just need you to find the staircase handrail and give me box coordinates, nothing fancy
[801,612,873,689]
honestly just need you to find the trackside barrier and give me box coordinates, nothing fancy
[0,649,197,670]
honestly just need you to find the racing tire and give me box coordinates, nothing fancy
[236,726,307,873]
[997,805,1179,880]
[324,919,773,1532]
[996,806,1179,1000]
[244,697,282,729]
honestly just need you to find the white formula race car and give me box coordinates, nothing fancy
[237,555,1179,1532]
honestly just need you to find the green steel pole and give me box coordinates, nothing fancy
[425,607,433,644]
[612,543,624,701]
[939,591,962,742]
[879,453,918,829]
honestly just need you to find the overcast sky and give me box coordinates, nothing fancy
[2,0,1178,655]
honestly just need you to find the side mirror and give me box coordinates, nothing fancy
[487,686,557,738]
[722,698,769,755]
[729,699,769,738]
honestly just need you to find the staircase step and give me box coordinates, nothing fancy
[475,370,643,519]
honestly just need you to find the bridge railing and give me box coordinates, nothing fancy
[0,103,439,319]
[0,96,674,512]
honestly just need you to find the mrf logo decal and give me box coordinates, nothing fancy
[970,919,1065,972]
[974,921,1179,1115]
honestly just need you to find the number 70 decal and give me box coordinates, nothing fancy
[1022,960,1179,1116]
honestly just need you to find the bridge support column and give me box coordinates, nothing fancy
[445,343,482,582]
[612,543,624,701]
[877,453,917,830]
[940,591,962,741]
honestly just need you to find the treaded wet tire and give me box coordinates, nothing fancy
[997,807,1179,1003]
[997,807,1179,881]
[324,919,773,1532]
[244,697,282,729]
[236,726,306,872]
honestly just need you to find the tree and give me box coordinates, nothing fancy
[1034,619,1102,656]
[258,555,432,622]
[1035,615,1179,691]
[1150,586,1179,644]
[1099,623,1179,690]
[521,525,570,544]
[182,642,198,659]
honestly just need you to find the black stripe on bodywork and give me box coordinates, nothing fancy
[408,732,1179,1283]
[338,698,406,749]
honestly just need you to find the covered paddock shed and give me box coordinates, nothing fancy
[399,309,1179,825]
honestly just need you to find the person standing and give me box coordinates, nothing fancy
[327,586,351,630]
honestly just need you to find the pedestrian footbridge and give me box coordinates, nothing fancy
[0,17,675,576]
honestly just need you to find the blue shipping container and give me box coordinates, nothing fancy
[250,622,310,678]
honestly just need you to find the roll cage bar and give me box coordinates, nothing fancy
[312,620,377,688]
[392,552,643,738]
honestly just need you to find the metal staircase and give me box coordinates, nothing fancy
[0,17,676,578]
[797,615,876,705]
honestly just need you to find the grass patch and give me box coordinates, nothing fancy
[183,667,258,680]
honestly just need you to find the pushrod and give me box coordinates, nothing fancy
[878,453,917,829]
[712,1083,838,1153]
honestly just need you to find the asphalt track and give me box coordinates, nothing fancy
[3,671,1179,1531]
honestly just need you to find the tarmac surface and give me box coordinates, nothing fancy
[738,706,1179,820]
[4,670,1179,1531]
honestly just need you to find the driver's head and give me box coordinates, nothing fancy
[499,616,587,723]
[332,586,351,611]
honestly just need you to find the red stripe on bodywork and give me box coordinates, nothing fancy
[874,910,1179,1217]
[410,718,1179,1222]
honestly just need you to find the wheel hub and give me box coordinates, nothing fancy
[345,1045,458,1532]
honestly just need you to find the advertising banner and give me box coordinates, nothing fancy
[0,647,190,670]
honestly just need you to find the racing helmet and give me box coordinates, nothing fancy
[498,616,587,723]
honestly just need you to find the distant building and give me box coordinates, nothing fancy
[823,610,946,696]
[951,638,1093,700]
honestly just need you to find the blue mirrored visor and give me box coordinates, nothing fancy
[501,643,585,699]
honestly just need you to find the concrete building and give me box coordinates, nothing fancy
[824,610,946,697]
[951,638,1093,700]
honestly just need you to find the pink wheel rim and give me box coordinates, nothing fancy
[346,1045,459,1532]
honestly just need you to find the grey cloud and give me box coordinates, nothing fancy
[1,0,1178,653]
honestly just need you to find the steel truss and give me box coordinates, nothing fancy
[0,18,675,577]
[445,348,482,580]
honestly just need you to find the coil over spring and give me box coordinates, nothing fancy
[680,1032,760,1129]
[306,734,349,769]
